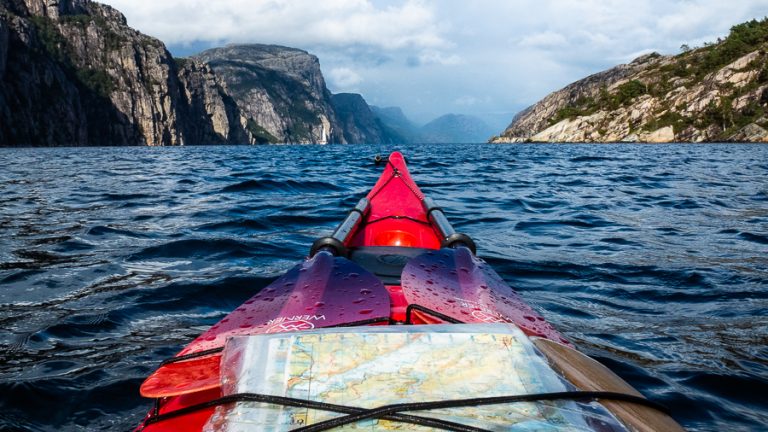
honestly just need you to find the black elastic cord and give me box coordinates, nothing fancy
[140,393,488,432]
[140,391,670,432]
[293,391,672,432]
[365,215,431,226]
[160,347,223,366]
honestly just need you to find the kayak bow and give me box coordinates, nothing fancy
[136,151,684,432]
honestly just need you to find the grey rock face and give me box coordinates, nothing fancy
[196,44,346,144]
[176,60,255,145]
[495,55,658,142]
[332,93,401,144]
[22,0,87,20]
[0,0,253,146]
[727,122,768,142]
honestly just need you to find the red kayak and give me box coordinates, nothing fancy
[136,152,684,431]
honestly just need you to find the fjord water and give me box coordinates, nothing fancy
[0,144,766,431]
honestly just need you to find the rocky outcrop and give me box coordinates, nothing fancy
[726,122,768,142]
[492,19,768,143]
[0,0,253,146]
[176,60,254,145]
[332,93,402,144]
[195,45,345,144]
[21,0,85,19]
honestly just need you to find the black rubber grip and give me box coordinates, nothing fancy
[444,233,477,255]
[310,237,348,258]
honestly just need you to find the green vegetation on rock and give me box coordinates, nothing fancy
[30,15,115,98]
[550,80,649,125]
[247,119,279,144]
[76,68,115,98]
[535,17,768,142]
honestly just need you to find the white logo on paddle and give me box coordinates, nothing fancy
[265,315,326,333]
[454,297,511,324]
[471,310,508,324]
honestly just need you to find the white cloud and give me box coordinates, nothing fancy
[417,50,463,66]
[453,95,492,106]
[518,31,567,48]
[105,0,446,50]
[329,67,363,90]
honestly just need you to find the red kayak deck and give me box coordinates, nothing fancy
[350,151,441,250]
[136,151,567,431]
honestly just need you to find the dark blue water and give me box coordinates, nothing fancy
[0,144,766,431]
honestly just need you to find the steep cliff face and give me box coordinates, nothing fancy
[0,0,253,146]
[1,9,9,77]
[176,60,254,145]
[492,19,768,143]
[332,93,402,144]
[196,45,345,144]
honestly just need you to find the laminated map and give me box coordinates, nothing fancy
[204,324,625,431]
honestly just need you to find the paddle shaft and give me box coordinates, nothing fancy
[311,198,370,257]
[423,197,477,254]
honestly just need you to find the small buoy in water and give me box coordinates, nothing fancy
[374,155,384,166]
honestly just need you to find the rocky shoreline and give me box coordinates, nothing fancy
[492,20,768,144]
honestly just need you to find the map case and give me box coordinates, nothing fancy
[204,324,627,431]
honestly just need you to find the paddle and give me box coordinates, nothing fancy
[140,251,390,398]
[400,246,571,346]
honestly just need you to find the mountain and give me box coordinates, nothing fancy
[0,0,254,146]
[370,106,421,143]
[331,93,402,144]
[370,108,494,143]
[492,18,768,143]
[420,114,495,143]
[194,44,345,144]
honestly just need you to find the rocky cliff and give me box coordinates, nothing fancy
[492,19,768,143]
[0,0,255,146]
[332,93,402,144]
[195,45,346,144]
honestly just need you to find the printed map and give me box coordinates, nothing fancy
[204,327,615,431]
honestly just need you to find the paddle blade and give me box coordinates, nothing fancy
[401,247,571,346]
[180,251,390,355]
[140,252,390,398]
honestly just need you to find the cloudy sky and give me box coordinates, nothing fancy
[104,0,768,130]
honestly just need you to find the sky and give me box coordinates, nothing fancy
[103,0,768,130]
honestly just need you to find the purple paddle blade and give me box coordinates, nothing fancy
[401,247,571,346]
[179,251,391,355]
[141,252,390,397]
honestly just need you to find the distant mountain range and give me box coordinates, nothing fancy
[492,18,768,143]
[0,0,490,146]
[370,107,495,143]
